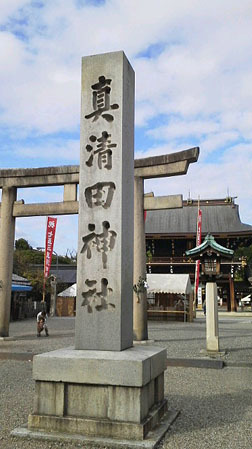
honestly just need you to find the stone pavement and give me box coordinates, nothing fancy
[0,314,252,448]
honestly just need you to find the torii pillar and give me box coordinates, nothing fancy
[133,148,199,341]
[0,187,16,337]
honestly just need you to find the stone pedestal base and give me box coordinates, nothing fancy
[12,409,179,449]
[25,345,170,445]
[200,349,226,358]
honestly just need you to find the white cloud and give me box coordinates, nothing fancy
[199,131,240,158]
[15,138,80,163]
[0,0,252,252]
[147,119,220,141]
[135,142,193,160]
[1,0,252,138]
[0,0,27,22]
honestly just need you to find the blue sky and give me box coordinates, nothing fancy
[0,0,252,256]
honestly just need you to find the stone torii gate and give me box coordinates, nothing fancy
[0,147,199,338]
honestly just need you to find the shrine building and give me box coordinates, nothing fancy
[145,197,252,311]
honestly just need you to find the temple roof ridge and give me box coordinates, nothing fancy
[186,234,234,257]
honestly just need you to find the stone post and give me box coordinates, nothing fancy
[133,176,148,341]
[75,51,134,351]
[206,282,219,352]
[0,187,16,337]
[49,276,57,317]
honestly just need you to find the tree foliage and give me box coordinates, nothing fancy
[13,239,75,276]
[235,244,252,265]
[234,244,252,281]
[13,238,77,301]
[23,269,50,301]
[15,238,33,250]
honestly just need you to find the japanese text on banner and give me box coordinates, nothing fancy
[44,217,57,279]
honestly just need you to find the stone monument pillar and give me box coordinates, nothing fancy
[75,51,134,351]
[206,282,219,352]
[16,51,173,448]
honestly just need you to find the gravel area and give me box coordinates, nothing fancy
[0,315,251,448]
[148,315,252,364]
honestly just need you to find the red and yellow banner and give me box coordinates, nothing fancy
[195,209,202,296]
[44,217,57,279]
[196,209,202,246]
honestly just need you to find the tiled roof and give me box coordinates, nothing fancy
[145,202,252,235]
[12,274,30,285]
[50,268,76,284]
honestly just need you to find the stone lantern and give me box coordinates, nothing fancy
[186,234,233,353]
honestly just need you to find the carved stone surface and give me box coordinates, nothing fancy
[75,51,135,350]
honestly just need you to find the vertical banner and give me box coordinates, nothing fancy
[194,208,202,301]
[42,217,57,302]
[44,217,57,279]
[197,286,202,306]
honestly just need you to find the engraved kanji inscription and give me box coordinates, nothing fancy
[85,75,119,122]
[81,278,115,313]
[80,221,117,268]
[85,131,117,170]
[85,182,116,209]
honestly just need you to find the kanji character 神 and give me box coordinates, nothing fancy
[80,221,117,269]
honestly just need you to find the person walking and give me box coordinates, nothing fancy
[37,310,49,337]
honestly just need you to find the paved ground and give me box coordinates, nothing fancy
[0,313,252,448]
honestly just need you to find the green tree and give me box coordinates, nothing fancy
[15,238,32,250]
[13,238,77,301]
[234,244,252,281]
[23,269,51,302]
[13,248,44,276]
[235,244,252,265]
